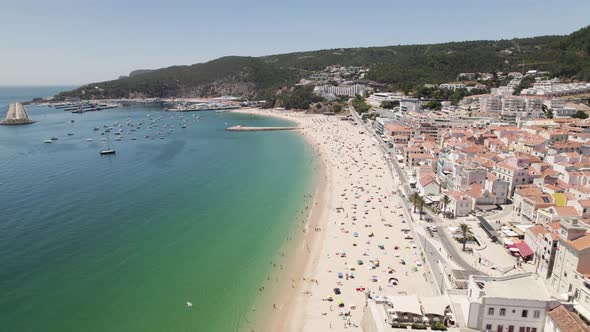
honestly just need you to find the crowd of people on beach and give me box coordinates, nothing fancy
[239,110,436,331]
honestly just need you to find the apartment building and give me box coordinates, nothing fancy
[501,97,544,123]
[550,218,590,319]
[313,83,368,97]
[494,162,538,196]
[467,274,555,332]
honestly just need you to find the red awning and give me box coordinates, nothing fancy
[515,241,533,257]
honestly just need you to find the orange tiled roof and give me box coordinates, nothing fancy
[527,225,547,238]
[553,206,580,217]
[566,234,590,251]
[547,305,590,332]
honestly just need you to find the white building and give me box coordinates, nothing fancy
[366,92,403,107]
[313,84,368,97]
[549,218,590,320]
[501,97,544,123]
[521,82,590,97]
[400,98,421,112]
[481,95,502,112]
[445,191,473,217]
[439,83,466,90]
[467,273,557,332]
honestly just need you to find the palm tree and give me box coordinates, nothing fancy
[459,223,473,251]
[442,195,450,216]
[410,192,421,213]
[416,196,425,220]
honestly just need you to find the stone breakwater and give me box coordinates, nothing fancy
[1,102,34,125]
[225,125,299,131]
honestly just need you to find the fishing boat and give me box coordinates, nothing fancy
[100,134,116,155]
[44,139,52,143]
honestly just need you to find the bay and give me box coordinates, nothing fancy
[0,88,314,331]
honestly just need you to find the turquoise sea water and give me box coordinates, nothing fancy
[0,88,314,331]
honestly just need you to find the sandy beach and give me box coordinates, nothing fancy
[233,109,436,332]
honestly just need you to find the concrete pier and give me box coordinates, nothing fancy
[1,103,34,125]
[225,125,299,131]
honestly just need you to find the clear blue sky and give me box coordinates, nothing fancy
[1,0,589,85]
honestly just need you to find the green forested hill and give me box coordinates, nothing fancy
[57,26,589,100]
[59,56,299,100]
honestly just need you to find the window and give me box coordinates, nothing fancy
[519,327,525,332]
[533,310,540,319]
[488,307,495,315]
[500,308,506,316]
[486,324,493,331]
[522,309,528,318]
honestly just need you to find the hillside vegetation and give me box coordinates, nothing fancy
[57,26,590,100]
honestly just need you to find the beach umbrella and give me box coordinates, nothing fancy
[337,272,344,278]
[334,288,341,295]
[357,259,363,265]
[353,232,359,237]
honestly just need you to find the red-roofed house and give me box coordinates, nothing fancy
[493,162,539,196]
[537,206,581,225]
[513,186,555,221]
[417,174,441,197]
[445,191,473,217]
[545,304,590,332]
[466,184,496,207]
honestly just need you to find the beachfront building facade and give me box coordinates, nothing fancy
[445,191,473,217]
[548,218,590,319]
[466,274,556,332]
